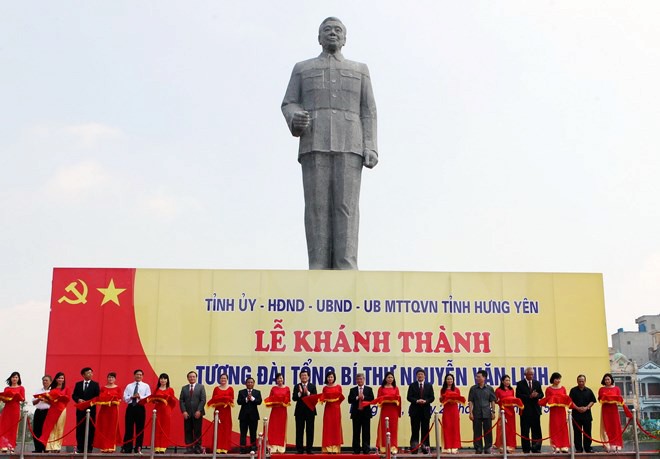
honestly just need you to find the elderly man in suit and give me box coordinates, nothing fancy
[515,367,544,453]
[282,17,378,270]
[72,367,100,453]
[406,369,435,454]
[348,372,375,454]
[237,377,262,454]
[180,371,206,454]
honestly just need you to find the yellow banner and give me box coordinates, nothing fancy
[130,269,608,446]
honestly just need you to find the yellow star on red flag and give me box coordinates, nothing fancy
[97,279,126,306]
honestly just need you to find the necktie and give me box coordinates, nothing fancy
[132,382,139,405]
[248,389,252,399]
[84,381,88,391]
[190,384,194,399]
[529,380,533,392]
[419,383,423,398]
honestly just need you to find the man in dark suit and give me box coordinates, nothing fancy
[347,372,374,454]
[72,367,100,453]
[515,367,544,453]
[406,369,435,454]
[292,369,317,454]
[179,371,206,454]
[237,377,262,454]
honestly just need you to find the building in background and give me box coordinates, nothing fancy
[611,315,660,366]
[610,314,660,421]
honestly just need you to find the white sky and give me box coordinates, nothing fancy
[1,1,659,388]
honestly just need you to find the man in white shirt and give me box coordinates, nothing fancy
[122,369,151,454]
[32,375,52,453]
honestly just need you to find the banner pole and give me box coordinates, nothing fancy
[631,409,640,459]
[212,410,219,459]
[83,408,91,459]
[568,409,574,459]
[150,409,156,459]
[262,417,269,458]
[19,406,28,459]
[385,416,391,459]
[433,413,441,459]
[501,410,507,459]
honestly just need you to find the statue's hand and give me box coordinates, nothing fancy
[363,150,378,169]
[292,111,311,132]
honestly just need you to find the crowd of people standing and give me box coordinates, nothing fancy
[0,367,632,454]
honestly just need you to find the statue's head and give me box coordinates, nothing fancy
[318,17,346,52]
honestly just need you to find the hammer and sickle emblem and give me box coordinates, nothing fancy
[57,279,89,304]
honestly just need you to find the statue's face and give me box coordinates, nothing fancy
[319,20,346,52]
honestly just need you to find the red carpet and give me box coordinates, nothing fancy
[271,456,377,459]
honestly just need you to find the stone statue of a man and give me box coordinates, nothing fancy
[282,17,378,270]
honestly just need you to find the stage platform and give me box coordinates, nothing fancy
[3,452,658,459]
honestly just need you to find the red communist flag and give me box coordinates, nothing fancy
[46,268,158,446]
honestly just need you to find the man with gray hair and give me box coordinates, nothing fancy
[348,373,375,454]
[282,17,378,270]
[515,367,544,453]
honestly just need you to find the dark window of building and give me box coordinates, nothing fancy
[648,382,660,396]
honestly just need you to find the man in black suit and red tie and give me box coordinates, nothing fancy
[407,369,435,454]
[292,369,317,454]
[348,372,374,454]
[72,367,100,453]
[515,367,544,453]
[237,377,262,454]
